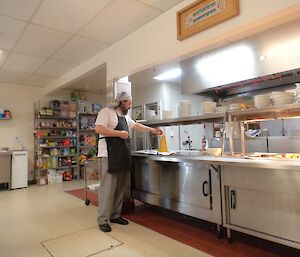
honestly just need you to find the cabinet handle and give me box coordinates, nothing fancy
[202,181,208,197]
[230,190,236,209]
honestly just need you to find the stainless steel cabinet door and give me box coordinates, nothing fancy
[227,186,300,243]
[132,157,160,194]
[159,162,211,210]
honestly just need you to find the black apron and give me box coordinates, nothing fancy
[105,111,131,173]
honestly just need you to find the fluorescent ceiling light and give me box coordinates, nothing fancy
[154,68,182,80]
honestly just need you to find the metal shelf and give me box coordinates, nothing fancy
[39,145,76,148]
[228,103,300,122]
[40,155,77,158]
[79,129,95,133]
[37,136,75,139]
[41,165,77,170]
[140,113,226,127]
[37,115,76,120]
[80,145,97,148]
[37,127,77,130]
[78,113,98,116]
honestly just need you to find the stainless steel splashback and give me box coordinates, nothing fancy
[181,19,300,97]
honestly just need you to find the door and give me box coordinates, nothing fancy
[227,186,300,243]
[159,162,211,210]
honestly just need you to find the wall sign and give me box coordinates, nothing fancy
[177,0,239,41]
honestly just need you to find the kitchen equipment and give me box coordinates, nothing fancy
[11,150,28,189]
[202,101,216,114]
[146,110,156,120]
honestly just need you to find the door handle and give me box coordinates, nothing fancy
[202,181,208,197]
[230,190,236,209]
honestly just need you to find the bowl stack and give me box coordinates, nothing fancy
[254,94,271,108]
[179,101,192,117]
[271,92,294,106]
[295,87,300,103]
[201,101,216,114]
[215,106,228,113]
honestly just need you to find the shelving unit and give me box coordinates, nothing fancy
[77,112,98,178]
[34,103,79,185]
[34,100,102,184]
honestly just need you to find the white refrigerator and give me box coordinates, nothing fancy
[11,150,28,189]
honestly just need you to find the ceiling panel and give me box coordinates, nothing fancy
[35,60,76,77]
[0,15,27,50]
[0,70,30,85]
[2,52,45,73]
[23,74,57,87]
[32,0,112,33]
[15,24,71,58]
[0,0,42,21]
[0,49,9,67]
[79,0,161,44]
[139,0,183,11]
[52,36,108,64]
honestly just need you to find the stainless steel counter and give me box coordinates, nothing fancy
[131,151,300,249]
[132,152,300,170]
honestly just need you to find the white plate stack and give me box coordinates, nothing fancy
[254,94,271,108]
[163,110,172,119]
[201,101,216,114]
[215,106,228,113]
[295,86,300,103]
[179,101,192,117]
[229,103,243,111]
[271,92,294,106]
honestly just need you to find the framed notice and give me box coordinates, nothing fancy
[177,0,239,40]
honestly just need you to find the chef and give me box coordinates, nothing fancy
[95,92,162,232]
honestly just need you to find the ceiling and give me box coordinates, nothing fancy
[0,0,183,89]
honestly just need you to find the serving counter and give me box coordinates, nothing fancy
[132,104,300,249]
[131,151,300,249]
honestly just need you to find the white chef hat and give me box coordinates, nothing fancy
[110,92,132,107]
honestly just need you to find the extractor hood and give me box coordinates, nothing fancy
[180,19,300,98]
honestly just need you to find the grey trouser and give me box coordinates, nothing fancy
[97,157,128,225]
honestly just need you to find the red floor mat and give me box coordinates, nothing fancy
[65,188,300,257]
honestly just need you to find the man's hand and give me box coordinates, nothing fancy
[119,130,129,139]
[151,128,163,135]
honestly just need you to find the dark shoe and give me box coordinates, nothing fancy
[110,217,129,225]
[99,223,111,232]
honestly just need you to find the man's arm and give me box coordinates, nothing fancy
[95,125,129,139]
[133,123,162,135]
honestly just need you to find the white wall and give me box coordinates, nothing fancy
[43,0,300,95]
[132,82,210,150]
[0,83,105,180]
